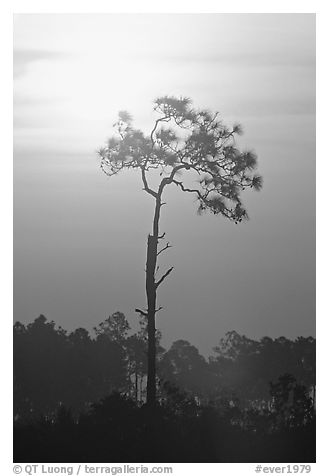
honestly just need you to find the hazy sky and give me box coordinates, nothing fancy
[14,14,315,355]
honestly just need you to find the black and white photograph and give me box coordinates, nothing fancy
[13,12,316,464]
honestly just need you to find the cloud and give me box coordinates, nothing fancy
[13,48,67,78]
[157,49,315,69]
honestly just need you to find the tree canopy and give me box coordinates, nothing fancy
[98,95,262,222]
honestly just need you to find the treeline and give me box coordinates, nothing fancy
[14,313,315,419]
[14,313,316,462]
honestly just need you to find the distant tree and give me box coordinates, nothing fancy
[270,374,314,430]
[98,96,262,406]
[213,330,258,360]
[69,327,91,345]
[159,339,214,400]
[93,313,131,393]
[14,314,133,417]
[94,311,130,345]
[14,315,68,417]
[66,328,96,410]
[293,337,315,389]
[210,332,316,405]
[125,334,147,401]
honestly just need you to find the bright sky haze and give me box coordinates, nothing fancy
[14,14,315,355]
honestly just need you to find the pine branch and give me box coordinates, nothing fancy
[157,242,172,257]
[141,165,158,198]
[172,180,205,201]
[155,267,174,288]
[135,308,148,317]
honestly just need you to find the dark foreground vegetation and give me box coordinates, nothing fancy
[14,314,315,462]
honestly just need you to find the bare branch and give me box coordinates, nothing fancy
[135,308,148,317]
[155,267,174,288]
[157,242,172,257]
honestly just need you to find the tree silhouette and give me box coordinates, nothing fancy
[159,339,215,401]
[126,334,147,401]
[93,313,130,394]
[94,311,130,345]
[14,316,315,463]
[98,95,262,406]
[269,374,314,430]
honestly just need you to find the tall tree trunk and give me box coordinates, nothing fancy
[146,198,161,407]
[135,369,138,402]
[146,234,157,406]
